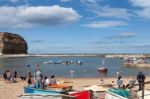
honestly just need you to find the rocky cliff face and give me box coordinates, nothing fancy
[0,32,28,55]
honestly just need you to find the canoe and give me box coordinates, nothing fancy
[105,88,131,99]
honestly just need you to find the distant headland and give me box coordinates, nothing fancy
[0,32,28,55]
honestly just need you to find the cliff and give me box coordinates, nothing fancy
[0,32,28,55]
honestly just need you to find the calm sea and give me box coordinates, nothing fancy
[0,56,150,78]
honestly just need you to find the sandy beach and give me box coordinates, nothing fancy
[0,76,150,99]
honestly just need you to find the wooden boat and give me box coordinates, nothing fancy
[105,88,131,99]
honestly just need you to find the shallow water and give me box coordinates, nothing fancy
[0,56,150,78]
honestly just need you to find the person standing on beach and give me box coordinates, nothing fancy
[13,69,17,78]
[6,70,12,83]
[137,71,145,90]
[3,71,7,82]
[35,65,43,88]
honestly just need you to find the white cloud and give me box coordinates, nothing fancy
[130,0,150,19]
[83,21,128,28]
[0,5,81,28]
[130,0,150,8]
[98,6,132,19]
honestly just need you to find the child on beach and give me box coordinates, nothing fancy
[117,76,124,88]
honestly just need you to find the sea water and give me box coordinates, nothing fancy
[0,56,150,77]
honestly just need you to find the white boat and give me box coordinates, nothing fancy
[76,60,83,65]
[43,61,53,64]
[137,90,150,99]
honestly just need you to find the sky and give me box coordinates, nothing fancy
[0,0,150,54]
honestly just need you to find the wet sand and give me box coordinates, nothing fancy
[0,77,150,99]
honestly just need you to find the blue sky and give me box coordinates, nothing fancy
[0,0,150,54]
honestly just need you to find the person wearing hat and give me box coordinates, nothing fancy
[137,71,145,90]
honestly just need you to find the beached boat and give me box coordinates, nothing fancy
[69,90,92,99]
[84,84,112,98]
[21,87,92,99]
[48,84,73,92]
[105,88,131,99]
[24,86,62,94]
[18,94,76,99]
[137,90,150,99]
[98,59,108,72]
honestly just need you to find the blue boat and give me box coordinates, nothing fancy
[24,86,62,95]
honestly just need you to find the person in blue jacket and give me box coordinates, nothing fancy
[137,71,145,90]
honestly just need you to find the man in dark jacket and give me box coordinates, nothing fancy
[137,71,145,90]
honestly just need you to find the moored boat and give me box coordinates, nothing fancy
[97,59,108,72]
[43,61,53,64]
[98,67,108,72]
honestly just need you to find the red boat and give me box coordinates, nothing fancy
[98,66,108,72]
[97,59,108,72]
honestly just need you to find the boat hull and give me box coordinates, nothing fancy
[18,94,76,99]
[105,88,131,99]
[24,86,62,94]
[98,68,108,72]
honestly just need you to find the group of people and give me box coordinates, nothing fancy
[3,69,17,83]
[116,71,145,90]
[2,65,57,90]
[27,67,57,90]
